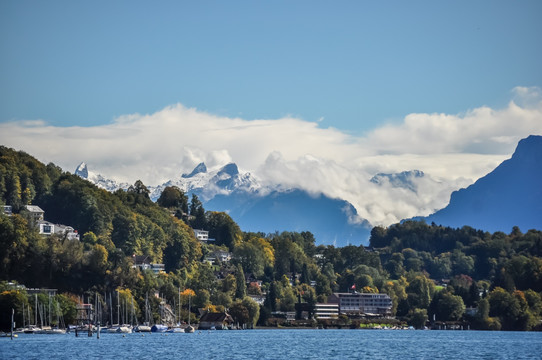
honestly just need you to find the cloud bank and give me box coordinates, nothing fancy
[1,86,541,226]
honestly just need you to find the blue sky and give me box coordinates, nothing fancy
[1,1,542,227]
[1,1,541,133]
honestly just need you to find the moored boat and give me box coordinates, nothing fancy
[184,325,195,333]
[151,324,168,333]
[35,326,67,334]
[116,325,132,333]
[23,325,40,334]
[106,325,120,333]
[166,327,184,333]
[134,324,151,332]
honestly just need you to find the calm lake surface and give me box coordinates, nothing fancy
[1,329,541,359]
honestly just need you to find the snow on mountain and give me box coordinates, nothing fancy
[74,162,131,192]
[73,160,481,245]
[74,162,89,178]
[181,162,207,178]
[148,162,264,201]
[75,161,264,201]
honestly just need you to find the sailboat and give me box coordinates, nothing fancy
[166,288,184,333]
[184,293,194,333]
[35,295,67,334]
[21,300,39,333]
[134,293,152,332]
[151,299,168,333]
[106,291,122,333]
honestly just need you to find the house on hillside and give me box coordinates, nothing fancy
[24,205,45,222]
[194,229,215,244]
[198,311,233,330]
[20,204,80,240]
[204,249,232,265]
[248,294,265,306]
[131,255,165,274]
[2,205,12,215]
[38,220,80,240]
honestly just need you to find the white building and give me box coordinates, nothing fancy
[328,292,393,316]
[194,229,209,241]
[131,255,165,274]
[194,229,215,244]
[2,205,12,215]
[24,205,45,222]
[38,220,80,240]
[21,204,80,240]
[314,303,339,319]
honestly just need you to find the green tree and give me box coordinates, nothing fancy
[278,286,296,312]
[157,186,187,211]
[206,211,241,249]
[406,274,435,309]
[87,244,109,275]
[229,300,249,326]
[189,194,207,230]
[194,289,211,309]
[82,231,98,245]
[235,264,246,299]
[215,292,233,309]
[265,281,278,312]
[242,296,260,327]
[221,274,237,297]
[0,289,29,331]
[524,289,542,317]
[409,308,428,329]
[129,180,150,198]
[433,291,465,322]
[473,297,491,329]
[487,287,533,330]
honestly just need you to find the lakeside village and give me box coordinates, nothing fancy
[2,198,541,335]
[1,204,414,337]
[2,146,542,337]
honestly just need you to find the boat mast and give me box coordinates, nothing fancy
[117,290,120,325]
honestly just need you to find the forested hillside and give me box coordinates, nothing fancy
[1,146,541,331]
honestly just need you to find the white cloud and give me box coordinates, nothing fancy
[1,87,541,227]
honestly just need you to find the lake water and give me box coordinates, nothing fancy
[1,329,541,359]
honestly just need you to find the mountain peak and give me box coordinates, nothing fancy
[182,162,207,178]
[421,135,542,232]
[218,163,239,177]
[512,135,542,164]
[75,162,88,178]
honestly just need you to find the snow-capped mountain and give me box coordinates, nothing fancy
[74,162,131,192]
[148,162,264,201]
[73,161,372,244]
[72,135,542,244]
[75,161,265,201]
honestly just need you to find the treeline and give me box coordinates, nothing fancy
[1,145,541,331]
[369,222,542,330]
